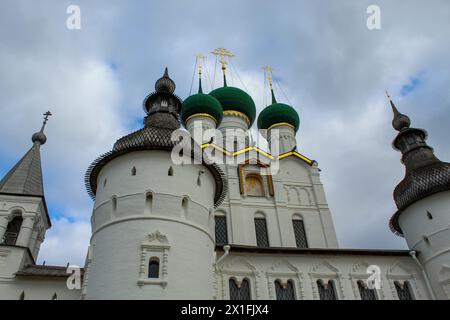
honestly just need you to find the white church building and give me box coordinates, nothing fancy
[0,61,449,300]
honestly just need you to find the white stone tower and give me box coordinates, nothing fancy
[387,94,450,299]
[83,69,227,299]
[0,112,52,278]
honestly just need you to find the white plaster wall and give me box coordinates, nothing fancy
[186,116,217,145]
[216,253,431,300]
[218,115,251,150]
[398,190,450,299]
[0,277,81,300]
[85,150,217,299]
[267,125,296,155]
[216,155,338,249]
[0,246,33,279]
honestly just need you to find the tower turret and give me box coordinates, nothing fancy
[0,112,52,277]
[83,68,227,299]
[387,92,450,299]
[257,67,300,155]
[181,54,223,145]
[209,48,256,151]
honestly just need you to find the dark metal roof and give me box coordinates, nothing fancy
[85,68,227,208]
[16,264,85,278]
[390,161,450,236]
[387,95,450,236]
[0,143,44,197]
[215,245,411,257]
[85,126,227,208]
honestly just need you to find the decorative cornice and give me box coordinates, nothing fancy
[200,144,315,166]
[223,110,250,125]
[185,113,218,124]
[268,122,295,131]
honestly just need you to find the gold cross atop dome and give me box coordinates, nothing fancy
[263,65,274,90]
[196,53,205,78]
[211,47,234,74]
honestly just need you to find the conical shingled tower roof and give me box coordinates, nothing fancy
[0,111,51,197]
[0,143,44,197]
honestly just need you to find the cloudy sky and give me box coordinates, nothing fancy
[0,0,449,266]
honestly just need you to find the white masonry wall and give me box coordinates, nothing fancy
[0,276,81,300]
[215,252,432,300]
[84,150,218,299]
[398,190,450,299]
[216,154,339,249]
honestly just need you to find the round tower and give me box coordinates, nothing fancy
[387,93,450,299]
[83,69,226,299]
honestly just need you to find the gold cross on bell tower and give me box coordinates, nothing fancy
[43,111,52,124]
[40,110,52,132]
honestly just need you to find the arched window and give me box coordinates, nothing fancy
[357,280,377,300]
[148,258,160,279]
[51,293,58,300]
[275,280,296,300]
[131,166,137,176]
[394,281,414,300]
[215,214,228,245]
[317,280,337,300]
[292,217,308,248]
[245,174,265,197]
[229,278,251,300]
[3,215,23,245]
[254,215,269,247]
[19,291,25,300]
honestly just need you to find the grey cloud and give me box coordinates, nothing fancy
[1,0,449,264]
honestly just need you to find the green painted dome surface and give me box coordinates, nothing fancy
[180,93,223,126]
[209,86,256,126]
[257,103,300,132]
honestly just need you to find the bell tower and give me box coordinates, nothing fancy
[0,112,52,278]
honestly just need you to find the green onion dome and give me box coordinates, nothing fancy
[180,93,223,126]
[257,102,300,132]
[209,86,257,126]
